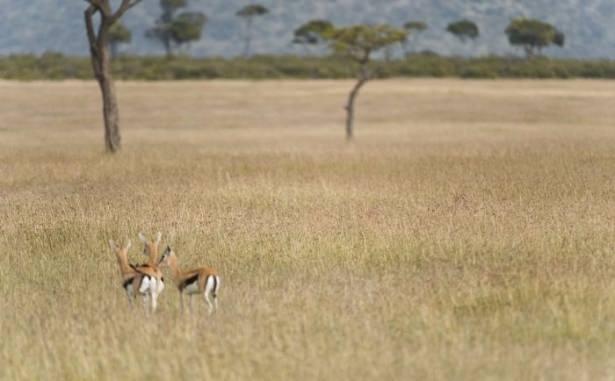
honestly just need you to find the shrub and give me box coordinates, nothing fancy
[2,53,615,80]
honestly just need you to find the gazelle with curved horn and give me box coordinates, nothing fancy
[108,239,140,306]
[108,239,159,311]
[159,246,220,315]
[134,232,166,312]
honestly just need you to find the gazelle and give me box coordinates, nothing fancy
[159,246,220,315]
[132,232,166,312]
[109,233,164,312]
[108,239,159,311]
[108,239,141,305]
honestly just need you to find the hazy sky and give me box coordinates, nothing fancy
[0,0,612,58]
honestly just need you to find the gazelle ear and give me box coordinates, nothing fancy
[138,232,147,243]
[124,240,132,251]
[159,246,170,264]
[108,240,117,251]
[155,232,162,245]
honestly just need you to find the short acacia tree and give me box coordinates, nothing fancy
[170,12,207,52]
[505,18,565,58]
[446,19,479,42]
[147,0,207,57]
[324,24,407,141]
[292,19,334,55]
[236,4,269,57]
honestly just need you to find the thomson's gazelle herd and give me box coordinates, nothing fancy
[108,232,220,315]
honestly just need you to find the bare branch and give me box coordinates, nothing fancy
[84,5,103,76]
[84,5,98,51]
[111,0,142,24]
[85,0,111,18]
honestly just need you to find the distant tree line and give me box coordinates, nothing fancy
[107,2,565,61]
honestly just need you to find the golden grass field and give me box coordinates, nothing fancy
[2,79,615,380]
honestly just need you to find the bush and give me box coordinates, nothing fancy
[2,53,615,80]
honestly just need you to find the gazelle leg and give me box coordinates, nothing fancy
[189,295,194,314]
[151,291,158,313]
[204,292,214,315]
[142,294,150,315]
[179,292,185,314]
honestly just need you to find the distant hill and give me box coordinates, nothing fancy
[0,0,613,59]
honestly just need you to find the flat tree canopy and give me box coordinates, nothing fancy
[236,4,268,18]
[293,19,334,46]
[447,19,479,42]
[326,24,407,63]
[171,12,207,45]
[506,18,565,57]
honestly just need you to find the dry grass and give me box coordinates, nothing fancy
[2,79,615,380]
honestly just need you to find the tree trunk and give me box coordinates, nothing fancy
[85,6,122,153]
[243,18,253,57]
[85,0,141,153]
[524,45,534,59]
[98,60,121,152]
[345,73,368,142]
[164,36,174,58]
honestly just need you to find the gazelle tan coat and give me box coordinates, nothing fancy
[108,239,148,306]
[159,246,220,315]
[134,232,166,312]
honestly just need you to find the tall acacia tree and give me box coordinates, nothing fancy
[147,0,207,58]
[170,12,207,54]
[236,4,269,57]
[84,0,142,153]
[324,25,407,141]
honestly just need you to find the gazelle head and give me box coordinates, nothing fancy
[158,245,177,268]
[138,232,162,265]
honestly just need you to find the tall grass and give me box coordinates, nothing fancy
[2,79,615,380]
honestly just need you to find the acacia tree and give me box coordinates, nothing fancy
[236,4,269,57]
[402,21,427,55]
[446,19,479,42]
[505,18,565,58]
[170,12,207,53]
[292,19,334,55]
[147,0,207,57]
[84,0,142,153]
[108,21,132,59]
[324,25,407,141]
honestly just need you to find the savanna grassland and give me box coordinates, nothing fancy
[2,79,615,380]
